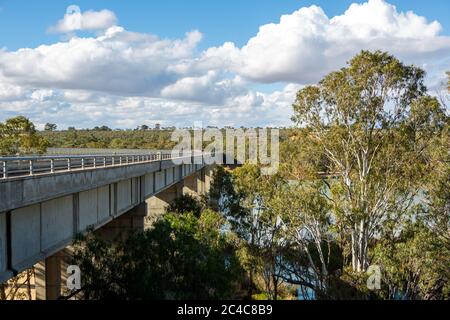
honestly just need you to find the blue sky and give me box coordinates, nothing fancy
[1,0,450,50]
[0,0,449,129]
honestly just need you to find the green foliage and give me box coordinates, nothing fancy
[93,125,112,131]
[71,210,244,300]
[291,50,447,272]
[208,166,241,212]
[44,123,57,132]
[0,116,48,155]
[274,182,342,293]
[207,52,449,300]
[212,164,303,299]
[280,128,329,180]
[373,221,450,300]
[167,194,203,218]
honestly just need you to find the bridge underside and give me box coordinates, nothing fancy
[0,158,215,299]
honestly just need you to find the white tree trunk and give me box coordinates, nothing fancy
[351,221,368,272]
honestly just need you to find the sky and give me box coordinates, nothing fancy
[0,0,449,129]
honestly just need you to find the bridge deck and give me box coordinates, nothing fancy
[0,151,213,283]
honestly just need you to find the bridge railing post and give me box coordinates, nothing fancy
[50,159,55,173]
[67,158,71,171]
[29,160,34,176]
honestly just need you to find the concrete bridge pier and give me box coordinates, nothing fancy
[96,203,146,242]
[183,171,204,199]
[184,166,214,198]
[34,203,147,300]
[35,250,64,300]
[144,166,214,229]
[145,180,184,228]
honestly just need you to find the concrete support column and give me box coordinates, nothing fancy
[199,169,205,195]
[35,251,64,300]
[183,172,201,198]
[145,180,184,229]
[96,203,146,242]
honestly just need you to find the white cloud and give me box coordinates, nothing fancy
[0,27,203,96]
[330,0,441,38]
[161,71,247,104]
[0,0,449,129]
[0,82,300,129]
[49,7,118,33]
[0,80,27,101]
[204,0,450,83]
[31,89,54,102]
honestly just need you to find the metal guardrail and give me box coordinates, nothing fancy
[45,148,168,156]
[0,151,178,180]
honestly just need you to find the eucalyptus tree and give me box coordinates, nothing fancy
[224,164,287,300]
[207,165,282,298]
[0,116,48,155]
[267,181,340,298]
[292,51,447,272]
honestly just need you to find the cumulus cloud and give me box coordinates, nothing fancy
[204,0,450,83]
[0,80,27,102]
[0,82,298,129]
[0,0,449,129]
[160,71,247,104]
[0,27,203,96]
[48,6,118,33]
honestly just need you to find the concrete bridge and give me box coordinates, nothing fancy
[0,151,216,299]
